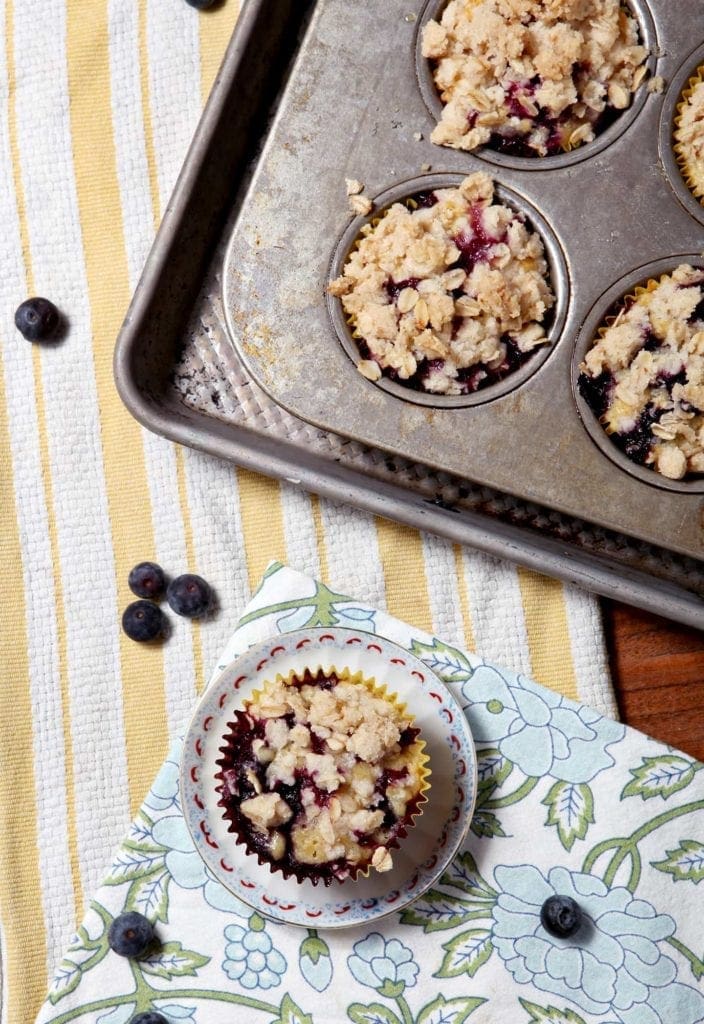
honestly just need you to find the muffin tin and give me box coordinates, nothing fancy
[222,0,704,560]
[114,0,704,627]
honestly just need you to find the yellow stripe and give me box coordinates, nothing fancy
[0,345,48,1023]
[6,0,83,923]
[199,0,241,105]
[310,494,330,582]
[375,518,433,632]
[138,0,161,234]
[517,568,579,700]
[237,468,288,592]
[66,0,168,816]
[453,545,476,651]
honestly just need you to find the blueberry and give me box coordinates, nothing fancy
[166,573,212,618]
[130,1014,167,1024]
[14,297,61,342]
[128,561,166,600]
[185,0,218,8]
[108,911,155,958]
[540,895,582,938]
[122,601,165,642]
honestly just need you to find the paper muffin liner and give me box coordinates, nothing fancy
[215,665,431,887]
[673,64,704,204]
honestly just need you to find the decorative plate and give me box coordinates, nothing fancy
[181,627,476,929]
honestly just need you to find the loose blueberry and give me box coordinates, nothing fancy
[166,573,212,618]
[14,297,61,342]
[540,895,582,938]
[128,561,166,600]
[185,0,217,8]
[122,600,165,642]
[108,912,155,958]
[131,1014,167,1024]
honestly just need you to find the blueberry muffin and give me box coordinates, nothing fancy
[578,264,704,480]
[216,669,430,885]
[422,0,648,158]
[328,172,555,395]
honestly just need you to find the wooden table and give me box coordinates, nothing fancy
[604,601,704,762]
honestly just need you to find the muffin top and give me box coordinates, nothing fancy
[328,172,555,395]
[216,669,428,884]
[675,79,704,199]
[578,264,704,480]
[422,0,648,157]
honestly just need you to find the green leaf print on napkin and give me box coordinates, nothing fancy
[621,754,696,800]
[542,781,595,851]
[652,840,704,883]
[518,998,588,1023]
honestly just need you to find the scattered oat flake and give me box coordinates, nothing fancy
[349,193,373,216]
[420,163,432,172]
[413,131,423,141]
[647,75,665,94]
[345,178,364,195]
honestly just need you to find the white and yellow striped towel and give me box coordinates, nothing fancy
[0,2,614,1021]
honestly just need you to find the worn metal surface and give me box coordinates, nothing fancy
[115,0,704,628]
[223,0,704,557]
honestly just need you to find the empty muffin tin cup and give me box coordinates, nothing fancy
[415,0,658,171]
[572,255,704,494]
[327,173,569,409]
[660,42,704,227]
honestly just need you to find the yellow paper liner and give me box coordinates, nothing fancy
[215,665,431,886]
[673,64,704,203]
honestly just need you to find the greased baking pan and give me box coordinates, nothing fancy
[114,0,704,627]
[223,0,704,558]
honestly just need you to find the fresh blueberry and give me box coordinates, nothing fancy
[130,1014,168,1024]
[14,297,61,342]
[128,561,166,600]
[166,573,212,618]
[108,911,155,958]
[122,600,166,642]
[185,0,218,8]
[540,895,582,938]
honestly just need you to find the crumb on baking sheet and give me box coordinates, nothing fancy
[348,193,373,216]
[345,178,365,196]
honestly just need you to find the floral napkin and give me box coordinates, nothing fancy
[37,563,704,1024]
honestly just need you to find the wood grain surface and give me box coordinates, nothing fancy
[603,601,704,762]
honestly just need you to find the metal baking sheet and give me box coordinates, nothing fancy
[223,0,704,560]
[114,0,704,628]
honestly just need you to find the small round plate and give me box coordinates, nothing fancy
[181,627,477,929]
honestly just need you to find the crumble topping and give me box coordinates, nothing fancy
[578,264,704,479]
[216,669,428,884]
[674,78,704,201]
[328,172,555,395]
[422,0,649,158]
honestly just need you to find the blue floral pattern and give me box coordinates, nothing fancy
[491,865,704,1023]
[223,918,287,989]
[461,666,624,783]
[37,565,704,1024]
[348,934,419,992]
